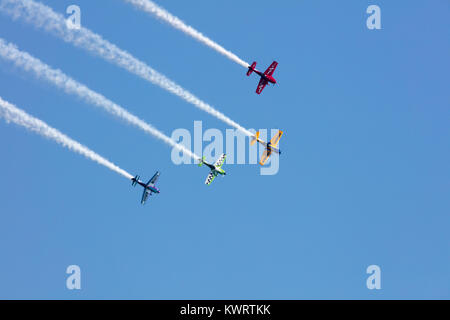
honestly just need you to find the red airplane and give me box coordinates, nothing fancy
[246,61,278,94]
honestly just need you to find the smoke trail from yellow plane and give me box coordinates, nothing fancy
[0,0,254,138]
[0,38,200,161]
[0,96,133,180]
[123,0,250,68]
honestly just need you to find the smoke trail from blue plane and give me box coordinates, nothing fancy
[123,0,250,68]
[0,96,133,180]
[0,0,254,138]
[0,38,200,161]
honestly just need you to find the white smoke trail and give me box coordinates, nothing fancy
[123,0,249,68]
[0,0,254,138]
[0,96,133,180]
[0,38,200,161]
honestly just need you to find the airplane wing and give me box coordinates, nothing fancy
[269,130,283,147]
[141,189,150,204]
[264,61,278,77]
[256,78,268,94]
[259,149,273,166]
[146,171,160,186]
[214,154,226,168]
[205,172,218,185]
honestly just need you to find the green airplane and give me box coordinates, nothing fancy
[198,154,227,185]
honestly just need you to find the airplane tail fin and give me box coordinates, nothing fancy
[250,131,260,146]
[247,62,256,76]
[132,175,139,186]
[198,156,205,167]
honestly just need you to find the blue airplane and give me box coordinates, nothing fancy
[131,171,160,205]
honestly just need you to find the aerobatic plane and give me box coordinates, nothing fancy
[246,61,278,94]
[131,171,160,205]
[198,154,227,185]
[251,130,283,165]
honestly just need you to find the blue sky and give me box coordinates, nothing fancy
[0,0,449,299]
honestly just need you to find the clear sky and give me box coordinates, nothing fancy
[0,0,448,299]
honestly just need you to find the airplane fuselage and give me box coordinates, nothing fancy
[146,185,160,194]
[266,142,281,155]
[204,162,216,171]
[252,68,277,84]
[206,164,226,176]
[214,167,226,175]
[136,180,160,193]
[202,161,225,175]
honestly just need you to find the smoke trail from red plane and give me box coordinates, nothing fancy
[123,0,250,68]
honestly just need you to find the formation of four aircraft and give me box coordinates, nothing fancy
[133,61,283,204]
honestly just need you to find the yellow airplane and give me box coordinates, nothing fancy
[250,130,283,165]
